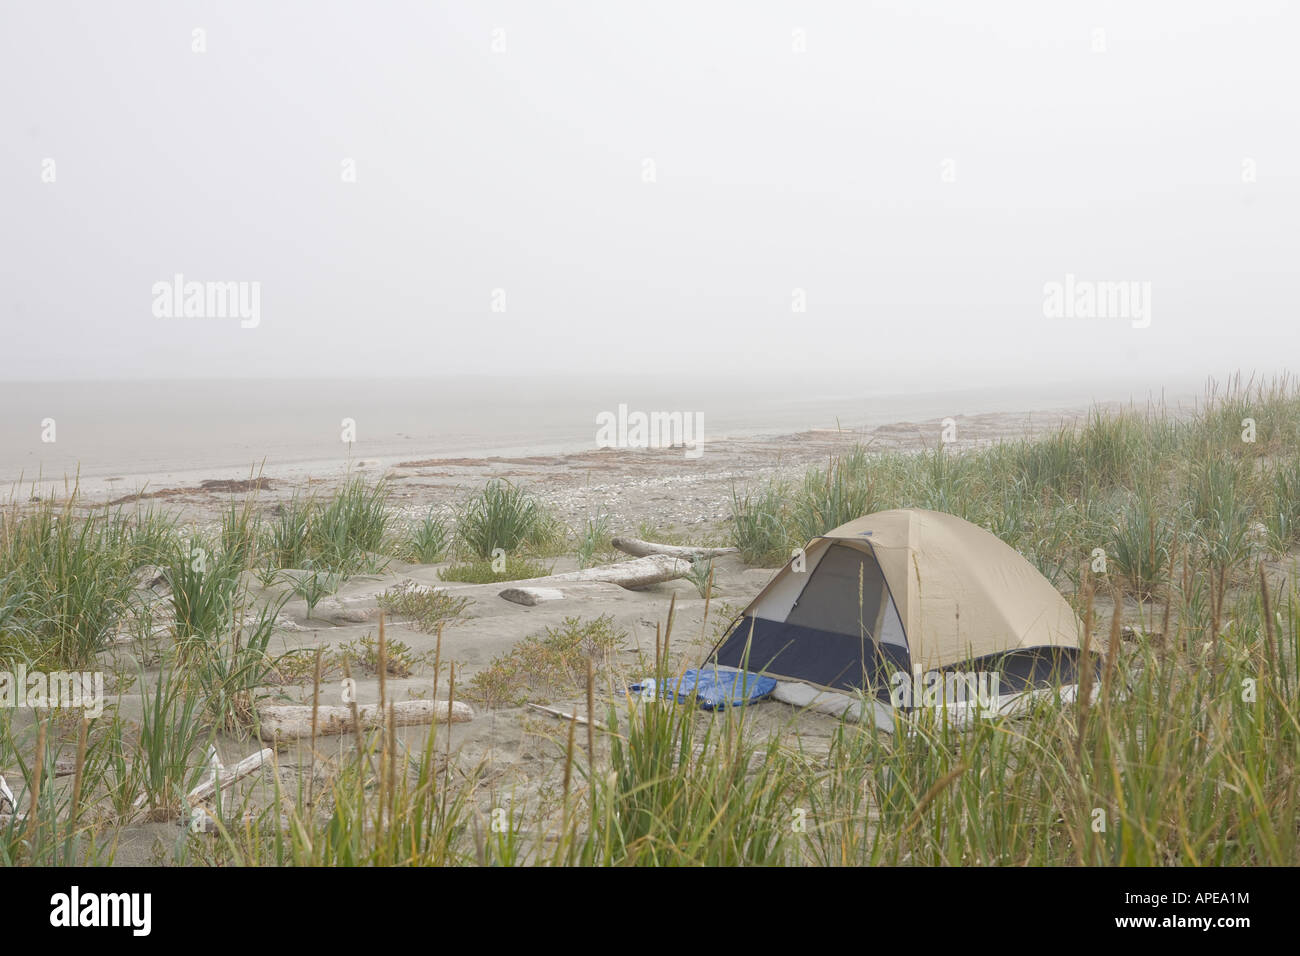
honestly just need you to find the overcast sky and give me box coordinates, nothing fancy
[2,2,1296,391]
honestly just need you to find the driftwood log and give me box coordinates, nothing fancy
[258,699,473,740]
[498,581,626,606]
[533,554,691,588]
[495,557,692,605]
[187,748,273,804]
[611,537,737,561]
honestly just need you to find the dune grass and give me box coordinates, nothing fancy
[398,508,452,564]
[259,477,391,577]
[456,479,561,559]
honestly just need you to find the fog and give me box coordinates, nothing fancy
[2,2,1296,392]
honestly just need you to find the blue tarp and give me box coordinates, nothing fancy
[629,668,777,711]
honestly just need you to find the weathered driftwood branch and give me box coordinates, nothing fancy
[187,748,273,805]
[525,702,592,726]
[539,554,692,588]
[257,699,473,740]
[0,774,14,815]
[611,537,737,561]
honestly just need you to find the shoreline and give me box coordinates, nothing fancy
[1,378,1210,499]
[9,402,1127,536]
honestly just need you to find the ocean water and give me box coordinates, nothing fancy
[0,375,1196,486]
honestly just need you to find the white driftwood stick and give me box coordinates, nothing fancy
[611,537,737,561]
[525,702,592,726]
[258,699,473,739]
[0,774,14,815]
[187,748,273,805]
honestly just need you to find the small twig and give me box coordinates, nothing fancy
[526,702,592,727]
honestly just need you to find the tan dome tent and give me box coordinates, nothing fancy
[711,508,1094,720]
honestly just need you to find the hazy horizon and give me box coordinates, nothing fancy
[4,2,1297,389]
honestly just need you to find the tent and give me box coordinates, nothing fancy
[710,508,1096,723]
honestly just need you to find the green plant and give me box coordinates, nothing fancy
[729,481,789,566]
[377,581,471,632]
[292,567,339,620]
[219,496,261,571]
[1108,494,1175,598]
[438,556,551,584]
[0,570,33,652]
[1009,428,1080,495]
[1265,455,1300,554]
[402,508,451,564]
[313,477,390,572]
[187,597,291,733]
[1077,409,1143,488]
[465,615,625,706]
[0,496,136,667]
[123,507,181,567]
[575,512,612,569]
[333,632,431,678]
[1188,456,1255,628]
[586,613,794,866]
[133,663,211,820]
[685,558,715,599]
[791,446,876,543]
[253,562,283,589]
[265,495,314,570]
[457,480,549,559]
[166,535,241,642]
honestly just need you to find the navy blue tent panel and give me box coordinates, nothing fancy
[713,616,909,697]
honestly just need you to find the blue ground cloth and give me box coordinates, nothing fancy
[629,668,777,710]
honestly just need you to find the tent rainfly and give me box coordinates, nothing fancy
[710,508,1098,722]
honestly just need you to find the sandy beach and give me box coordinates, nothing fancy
[9,399,1140,861]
